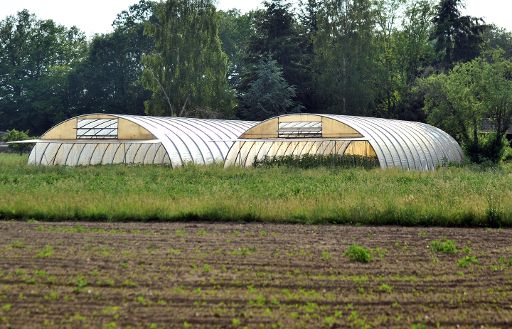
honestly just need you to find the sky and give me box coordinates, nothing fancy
[0,0,511,37]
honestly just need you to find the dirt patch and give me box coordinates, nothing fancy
[0,222,511,328]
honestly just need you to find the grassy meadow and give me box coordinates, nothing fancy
[0,153,511,227]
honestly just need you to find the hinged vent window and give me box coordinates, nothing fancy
[278,121,322,138]
[77,119,118,139]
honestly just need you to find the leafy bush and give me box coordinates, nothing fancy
[502,145,512,162]
[1,129,31,154]
[254,154,380,170]
[430,239,458,254]
[465,134,508,164]
[345,245,372,263]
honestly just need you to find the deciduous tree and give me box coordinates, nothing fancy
[141,0,235,118]
[420,51,512,162]
[0,10,86,134]
[67,0,156,116]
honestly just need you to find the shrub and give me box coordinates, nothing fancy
[2,129,31,154]
[430,239,458,254]
[345,244,372,263]
[465,133,508,164]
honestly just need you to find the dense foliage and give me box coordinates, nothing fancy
[0,0,511,161]
[0,10,87,135]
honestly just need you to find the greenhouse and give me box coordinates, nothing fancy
[25,114,256,167]
[224,114,464,171]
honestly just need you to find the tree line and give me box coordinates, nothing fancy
[0,0,511,162]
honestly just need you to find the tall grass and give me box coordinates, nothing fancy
[0,153,511,226]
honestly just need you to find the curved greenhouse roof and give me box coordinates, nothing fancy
[224,114,463,171]
[28,114,256,167]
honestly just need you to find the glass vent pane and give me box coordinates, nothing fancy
[278,121,322,138]
[77,119,118,139]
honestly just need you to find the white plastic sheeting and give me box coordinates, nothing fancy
[30,141,170,166]
[28,115,257,167]
[224,114,464,171]
[324,115,464,170]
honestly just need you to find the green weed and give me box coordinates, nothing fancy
[103,322,117,329]
[430,239,458,254]
[321,251,332,262]
[231,318,241,328]
[323,316,336,327]
[230,247,256,256]
[122,279,137,287]
[411,324,428,329]
[378,283,393,293]
[345,245,372,263]
[498,256,512,267]
[372,247,388,260]
[175,229,187,237]
[36,245,54,258]
[202,264,211,273]
[302,302,319,314]
[44,291,59,301]
[457,256,479,268]
[135,295,148,305]
[168,248,182,256]
[74,276,88,293]
[9,240,26,249]
[1,304,12,312]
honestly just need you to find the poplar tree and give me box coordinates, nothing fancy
[141,0,235,118]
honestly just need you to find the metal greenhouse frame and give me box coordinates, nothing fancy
[224,114,464,171]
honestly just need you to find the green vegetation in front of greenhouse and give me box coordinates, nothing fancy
[0,154,510,227]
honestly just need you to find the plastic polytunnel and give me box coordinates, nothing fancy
[224,114,464,171]
[26,114,257,167]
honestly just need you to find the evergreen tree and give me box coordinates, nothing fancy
[141,0,235,118]
[240,0,308,113]
[431,0,487,71]
[239,57,303,121]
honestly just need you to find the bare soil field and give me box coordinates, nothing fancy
[0,222,511,329]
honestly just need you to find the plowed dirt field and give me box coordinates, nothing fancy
[0,222,511,328]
